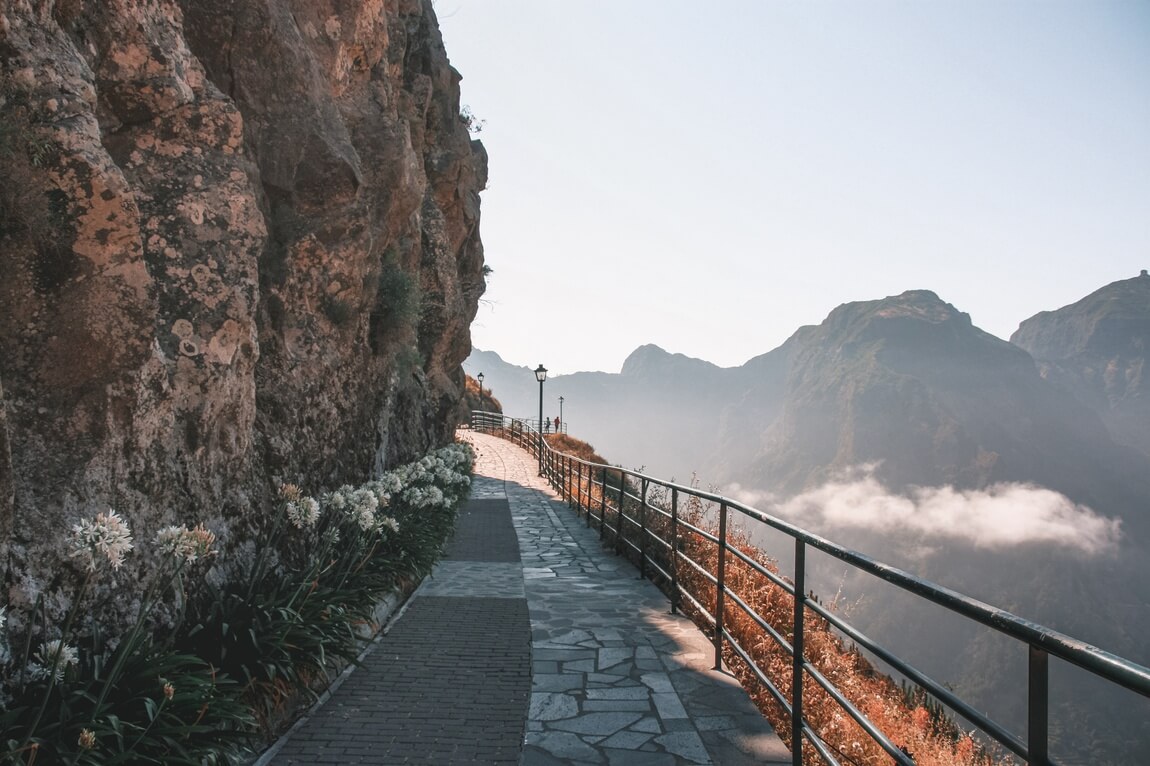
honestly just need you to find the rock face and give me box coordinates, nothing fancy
[0,0,485,603]
[1011,272,1150,459]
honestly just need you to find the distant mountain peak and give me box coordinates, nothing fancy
[1011,272,1150,360]
[871,290,967,324]
[620,344,718,378]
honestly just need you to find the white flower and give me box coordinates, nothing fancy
[69,510,134,571]
[349,489,377,531]
[379,516,400,534]
[286,497,321,529]
[35,639,79,681]
[377,473,404,494]
[155,524,218,562]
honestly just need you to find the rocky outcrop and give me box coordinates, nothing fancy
[0,0,485,608]
[1011,272,1150,458]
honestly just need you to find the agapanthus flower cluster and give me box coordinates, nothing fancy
[34,639,79,682]
[323,482,394,534]
[285,496,321,529]
[278,442,470,543]
[387,443,474,510]
[403,485,446,509]
[155,524,218,562]
[69,510,134,571]
[371,473,404,495]
[279,483,303,502]
[349,488,379,531]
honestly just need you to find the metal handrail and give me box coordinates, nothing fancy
[469,411,1150,765]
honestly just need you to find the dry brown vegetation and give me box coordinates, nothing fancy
[463,374,502,415]
[536,433,1011,766]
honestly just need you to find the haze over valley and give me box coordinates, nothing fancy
[467,273,1150,763]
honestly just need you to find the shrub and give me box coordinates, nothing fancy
[0,520,252,764]
[0,443,476,763]
[374,250,421,333]
[179,442,474,732]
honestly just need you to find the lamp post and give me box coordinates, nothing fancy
[534,364,547,475]
[476,372,484,400]
[559,396,564,432]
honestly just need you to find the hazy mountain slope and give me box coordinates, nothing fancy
[1011,271,1150,459]
[739,290,1150,534]
[464,345,745,480]
[707,329,809,483]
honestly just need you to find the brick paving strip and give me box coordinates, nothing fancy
[262,430,790,765]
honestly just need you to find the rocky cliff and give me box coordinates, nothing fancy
[0,0,485,607]
[1011,271,1150,458]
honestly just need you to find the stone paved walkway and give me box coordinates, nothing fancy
[264,430,789,765]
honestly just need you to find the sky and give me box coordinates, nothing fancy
[437,1,1150,376]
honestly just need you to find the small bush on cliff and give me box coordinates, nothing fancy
[373,250,421,334]
[320,294,355,326]
[459,105,485,134]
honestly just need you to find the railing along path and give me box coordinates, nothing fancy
[469,412,1150,766]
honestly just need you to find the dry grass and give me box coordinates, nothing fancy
[464,374,502,414]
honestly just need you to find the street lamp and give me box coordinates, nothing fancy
[534,364,547,475]
[559,396,564,432]
[476,372,484,399]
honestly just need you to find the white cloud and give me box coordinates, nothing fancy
[727,467,1123,555]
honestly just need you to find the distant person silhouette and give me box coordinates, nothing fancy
[554,416,561,432]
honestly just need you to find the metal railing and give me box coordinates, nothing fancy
[469,411,1150,766]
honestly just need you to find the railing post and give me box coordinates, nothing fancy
[615,474,625,555]
[669,487,679,614]
[567,456,573,506]
[792,539,806,766]
[1029,645,1049,766]
[714,502,727,671]
[599,466,607,540]
[639,478,649,580]
[581,463,590,527]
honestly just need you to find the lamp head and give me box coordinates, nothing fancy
[534,364,548,383]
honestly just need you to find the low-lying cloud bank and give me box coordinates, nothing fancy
[729,466,1123,555]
